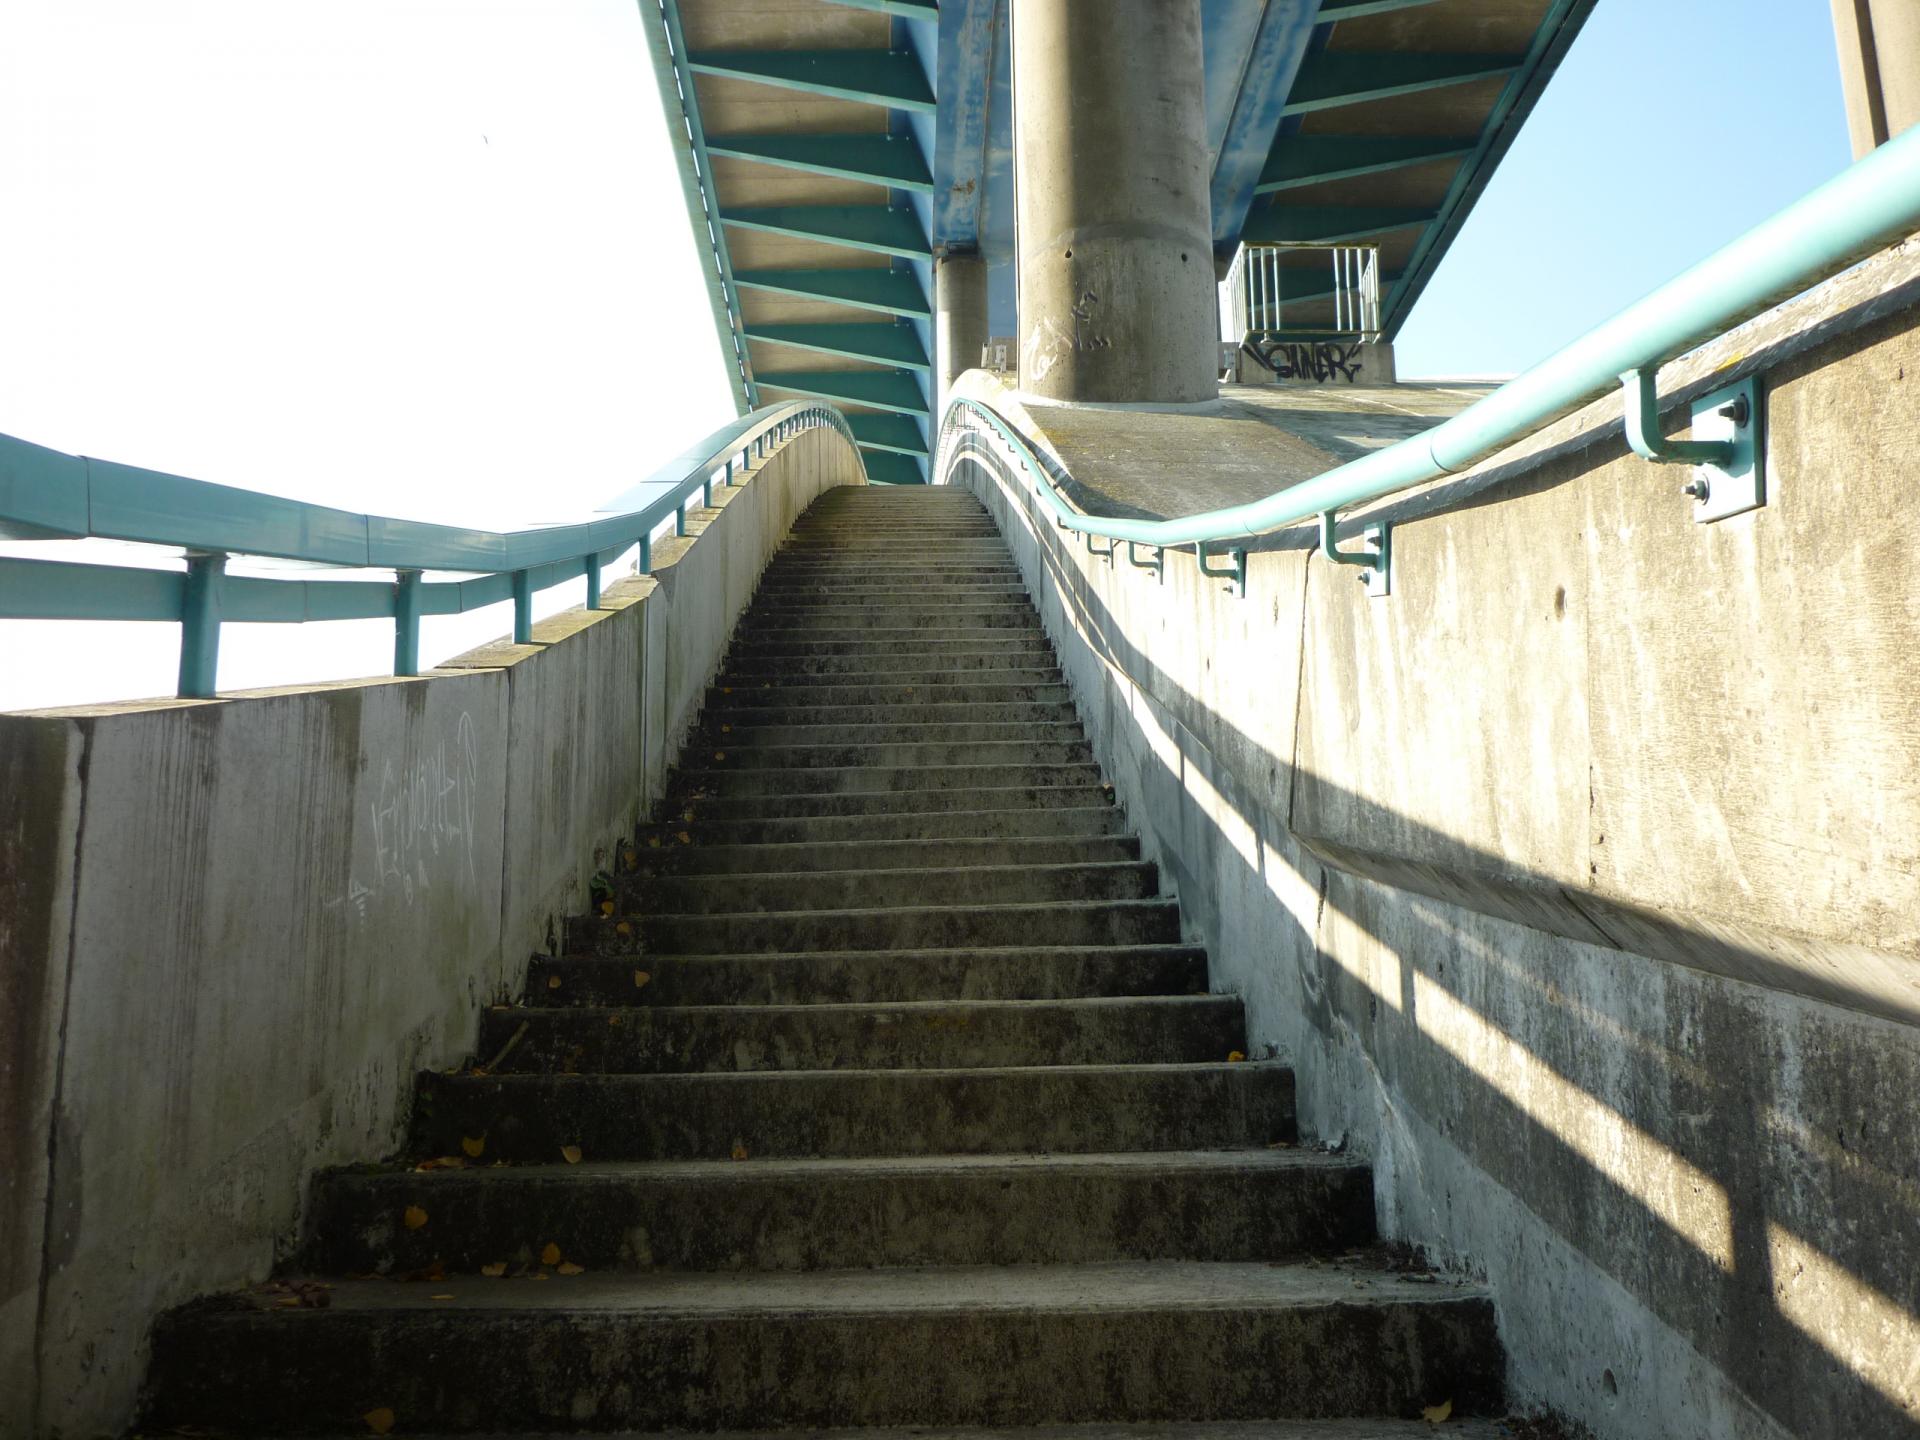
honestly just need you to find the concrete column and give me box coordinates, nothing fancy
[1011,0,1218,404]
[1831,0,1920,158]
[936,252,989,415]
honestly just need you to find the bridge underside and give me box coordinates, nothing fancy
[644,0,1595,477]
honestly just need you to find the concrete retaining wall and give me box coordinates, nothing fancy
[0,424,861,1438]
[945,255,1920,1439]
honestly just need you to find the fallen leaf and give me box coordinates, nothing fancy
[540,1242,562,1266]
[403,1206,428,1230]
[364,1408,396,1435]
[720,724,732,734]
[676,831,692,845]
[479,1262,507,1277]
[556,1262,585,1276]
[599,899,615,917]
[721,686,732,694]
[615,921,632,937]
[647,836,661,848]
[274,1295,301,1308]
[547,975,562,990]
[560,1145,583,1165]
[1226,1050,1246,1063]
[633,970,651,989]
[461,1135,485,1159]
[430,1293,455,1301]
[713,751,727,761]
[532,1272,551,1282]
[608,1012,624,1027]
[731,1140,749,1162]
[681,808,696,822]
[1422,1399,1453,1425]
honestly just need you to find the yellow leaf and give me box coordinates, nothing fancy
[547,975,562,990]
[560,1145,583,1165]
[681,809,696,823]
[479,1262,507,1278]
[633,969,651,989]
[540,1242,562,1265]
[460,1135,485,1159]
[721,686,732,694]
[364,1408,396,1435]
[1226,1050,1246,1063]
[615,921,632,937]
[731,1140,749,1162]
[556,1262,584,1276]
[430,1293,455,1301]
[647,836,661,848]
[600,900,615,918]
[720,724,732,734]
[676,831,692,845]
[403,1206,428,1230]
[1422,1399,1453,1425]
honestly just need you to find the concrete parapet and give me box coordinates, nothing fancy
[0,424,861,1438]
[942,239,1920,1439]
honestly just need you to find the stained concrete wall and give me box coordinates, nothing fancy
[944,244,1920,1439]
[0,424,861,1439]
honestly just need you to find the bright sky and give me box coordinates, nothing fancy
[0,0,1859,709]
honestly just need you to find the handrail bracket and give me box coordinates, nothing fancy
[1620,369,1766,523]
[1319,511,1391,598]
[1195,541,1248,598]
[1126,541,1164,581]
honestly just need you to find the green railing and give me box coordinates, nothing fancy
[942,123,1920,584]
[0,402,854,699]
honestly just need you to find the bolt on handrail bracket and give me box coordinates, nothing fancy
[1087,534,1118,565]
[1619,368,1736,467]
[1126,542,1164,580]
[1319,511,1391,598]
[1195,540,1247,597]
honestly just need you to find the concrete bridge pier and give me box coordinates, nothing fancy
[1010,0,1219,404]
[936,251,989,417]
[1833,0,1920,156]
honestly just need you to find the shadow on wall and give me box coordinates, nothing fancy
[943,417,1920,1440]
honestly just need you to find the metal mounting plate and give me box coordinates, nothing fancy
[1687,377,1764,522]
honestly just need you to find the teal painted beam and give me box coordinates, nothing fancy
[1283,52,1523,114]
[1257,135,1475,193]
[1317,0,1447,20]
[706,133,933,192]
[756,369,929,415]
[722,205,931,259]
[824,0,939,19]
[734,267,930,317]
[1242,203,1437,244]
[847,413,929,455]
[860,451,928,485]
[747,321,930,370]
[688,50,936,113]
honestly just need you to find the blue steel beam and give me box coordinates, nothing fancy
[1242,203,1437,244]
[1283,52,1524,114]
[705,133,932,191]
[1316,0,1448,19]
[721,205,932,259]
[745,321,930,370]
[756,369,930,415]
[826,0,939,18]
[847,413,930,455]
[733,267,930,317]
[687,50,937,113]
[1256,134,1475,193]
[1207,0,1321,254]
[860,451,927,485]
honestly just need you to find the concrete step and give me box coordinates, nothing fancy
[569,896,1179,955]
[529,943,1209,1007]
[729,630,1045,657]
[751,585,1031,604]
[411,1061,1294,1161]
[699,700,1079,730]
[638,802,1124,848]
[628,832,1134,877]
[621,859,1157,916]
[670,761,1103,800]
[763,561,1019,577]
[689,719,1086,748]
[710,670,1065,699]
[303,1149,1372,1275]
[704,680,1073,710]
[678,739,1091,771]
[146,1261,1499,1432]
[208,1424,1518,1440]
[652,783,1112,825]
[720,652,1056,681]
[737,609,1041,634]
[476,994,1243,1074]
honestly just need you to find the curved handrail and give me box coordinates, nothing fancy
[0,400,856,697]
[940,121,1920,556]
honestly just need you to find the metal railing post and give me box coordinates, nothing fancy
[177,553,226,698]
[393,569,423,675]
[584,553,602,610]
[511,569,533,644]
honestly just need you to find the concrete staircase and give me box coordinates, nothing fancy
[141,487,1506,1434]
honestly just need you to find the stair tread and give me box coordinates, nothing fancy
[232,1259,1486,1317]
[492,993,1234,1020]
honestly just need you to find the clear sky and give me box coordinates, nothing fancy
[0,0,1861,708]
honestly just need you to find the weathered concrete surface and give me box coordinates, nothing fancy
[1832,0,1920,157]
[1012,0,1218,403]
[938,253,990,417]
[944,238,1920,1439]
[0,422,861,1439]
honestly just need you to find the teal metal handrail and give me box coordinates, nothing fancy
[942,123,1920,564]
[0,401,854,698]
